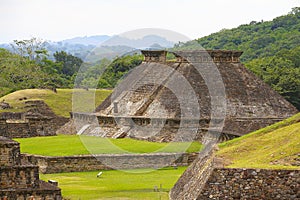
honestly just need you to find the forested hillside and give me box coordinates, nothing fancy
[180,7,300,62]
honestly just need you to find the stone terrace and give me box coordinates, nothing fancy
[0,136,62,199]
[0,100,68,138]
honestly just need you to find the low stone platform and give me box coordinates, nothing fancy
[22,152,198,174]
[0,100,68,138]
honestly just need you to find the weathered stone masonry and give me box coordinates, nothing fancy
[197,168,300,200]
[170,149,300,200]
[0,100,68,138]
[0,136,62,200]
[22,152,198,174]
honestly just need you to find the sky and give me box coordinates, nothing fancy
[0,0,299,43]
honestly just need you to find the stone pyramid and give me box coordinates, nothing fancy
[73,50,298,142]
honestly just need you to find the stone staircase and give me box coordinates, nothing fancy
[112,62,181,116]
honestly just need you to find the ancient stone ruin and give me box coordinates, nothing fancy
[0,136,62,199]
[170,149,299,200]
[0,101,11,110]
[0,100,68,138]
[71,50,298,142]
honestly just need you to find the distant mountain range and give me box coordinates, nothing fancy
[102,35,174,48]
[0,34,176,63]
[61,35,111,46]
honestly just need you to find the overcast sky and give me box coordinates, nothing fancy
[0,0,299,43]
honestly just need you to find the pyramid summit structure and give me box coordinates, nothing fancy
[72,50,298,142]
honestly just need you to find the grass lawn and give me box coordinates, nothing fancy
[218,112,300,170]
[40,167,187,200]
[15,135,202,156]
[0,88,112,117]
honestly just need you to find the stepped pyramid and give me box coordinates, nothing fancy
[0,136,62,199]
[72,50,298,142]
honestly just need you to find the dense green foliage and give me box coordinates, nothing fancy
[0,48,62,97]
[176,7,300,110]
[53,51,83,76]
[0,38,83,97]
[74,54,143,89]
[97,54,143,88]
[179,7,300,62]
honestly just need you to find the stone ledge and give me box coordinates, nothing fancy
[22,152,199,174]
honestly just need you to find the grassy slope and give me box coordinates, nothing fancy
[218,112,300,169]
[41,167,187,200]
[0,89,112,117]
[15,135,202,156]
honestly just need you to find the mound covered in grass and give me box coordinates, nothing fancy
[41,167,187,200]
[0,89,112,117]
[15,135,202,156]
[218,112,300,169]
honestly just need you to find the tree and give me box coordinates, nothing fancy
[54,51,83,76]
[0,48,51,95]
[289,7,300,15]
[99,54,143,88]
[10,37,48,62]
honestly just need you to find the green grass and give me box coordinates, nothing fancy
[218,112,300,170]
[40,167,187,200]
[15,135,202,156]
[0,89,112,117]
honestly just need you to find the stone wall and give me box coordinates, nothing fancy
[22,152,198,174]
[170,147,300,200]
[0,118,68,138]
[0,100,69,138]
[0,137,21,166]
[0,182,62,200]
[0,165,39,189]
[0,136,62,200]
[197,168,299,200]
[170,147,216,200]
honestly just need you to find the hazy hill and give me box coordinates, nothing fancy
[103,35,174,49]
[0,34,174,62]
[61,35,110,46]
